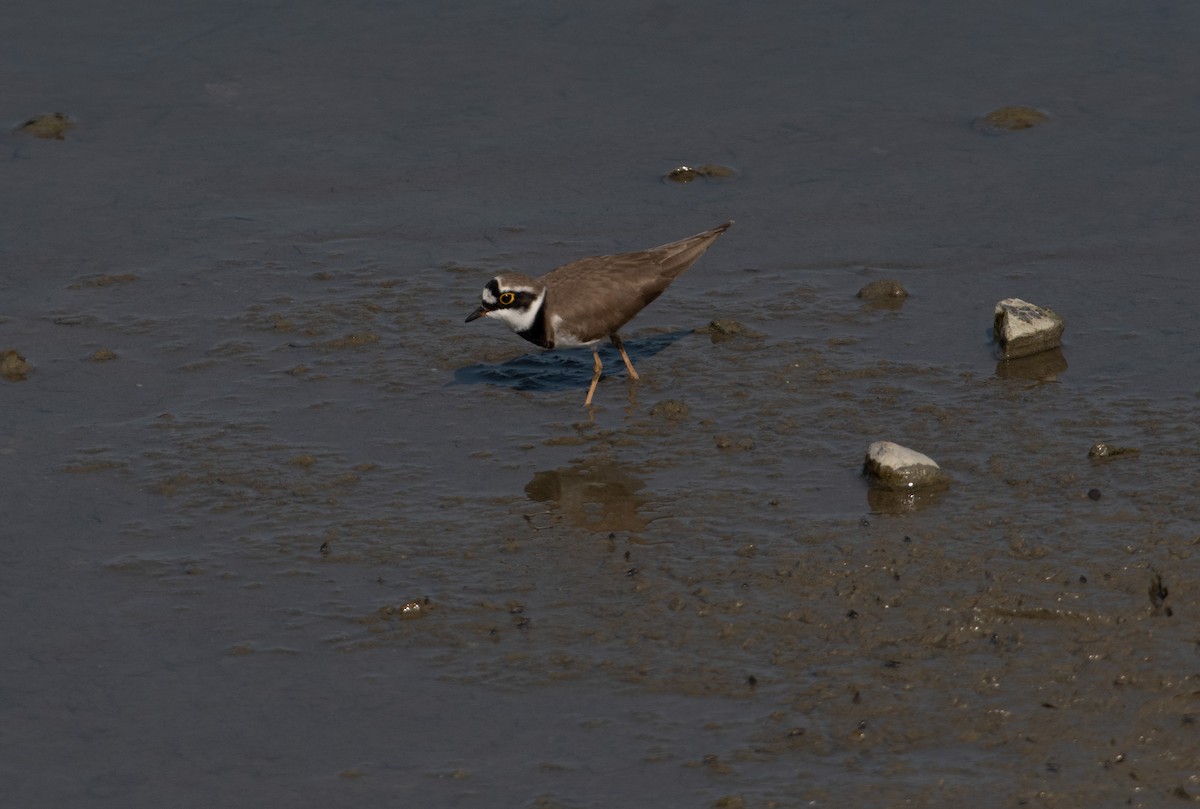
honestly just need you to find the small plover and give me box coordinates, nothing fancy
[466,221,732,405]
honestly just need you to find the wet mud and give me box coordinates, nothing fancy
[14,242,1200,807]
[6,1,1200,807]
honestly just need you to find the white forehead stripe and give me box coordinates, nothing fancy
[481,286,497,304]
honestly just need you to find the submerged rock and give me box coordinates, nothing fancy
[863,441,950,491]
[994,298,1064,360]
[856,278,908,301]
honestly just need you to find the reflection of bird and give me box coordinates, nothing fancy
[525,462,648,533]
[466,221,733,405]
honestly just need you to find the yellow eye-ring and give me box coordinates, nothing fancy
[499,292,516,305]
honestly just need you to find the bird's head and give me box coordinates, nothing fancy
[465,274,545,333]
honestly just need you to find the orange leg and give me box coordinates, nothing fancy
[610,334,639,380]
[583,348,603,406]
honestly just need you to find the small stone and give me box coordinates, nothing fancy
[857,279,908,301]
[90,348,118,362]
[1087,488,1103,501]
[863,441,950,491]
[398,599,430,619]
[1088,443,1139,460]
[994,298,1065,360]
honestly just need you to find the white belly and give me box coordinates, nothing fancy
[550,313,601,347]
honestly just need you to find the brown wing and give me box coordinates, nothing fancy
[541,221,732,342]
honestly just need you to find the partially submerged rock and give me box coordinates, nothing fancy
[857,278,908,301]
[994,298,1064,360]
[1088,443,1140,461]
[863,441,950,491]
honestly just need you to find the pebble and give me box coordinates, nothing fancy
[862,441,950,491]
[994,298,1065,360]
[663,163,736,183]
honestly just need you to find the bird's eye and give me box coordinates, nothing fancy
[499,292,515,305]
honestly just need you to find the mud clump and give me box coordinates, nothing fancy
[698,319,763,343]
[649,399,690,420]
[664,163,737,184]
[1,350,32,381]
[714,434,754,452]
[321,331,381,350]
[70,274,138,290]
[975,106,1048,133]
[17,112,75,140]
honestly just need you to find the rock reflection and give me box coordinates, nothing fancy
[866,486,946,515]
[525,458,648,533]
[994,347,1067,382]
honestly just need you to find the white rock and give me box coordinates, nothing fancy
[994,298,1065,359]
[863,441,950,491]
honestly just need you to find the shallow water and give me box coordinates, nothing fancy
[5,1,1200,806]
